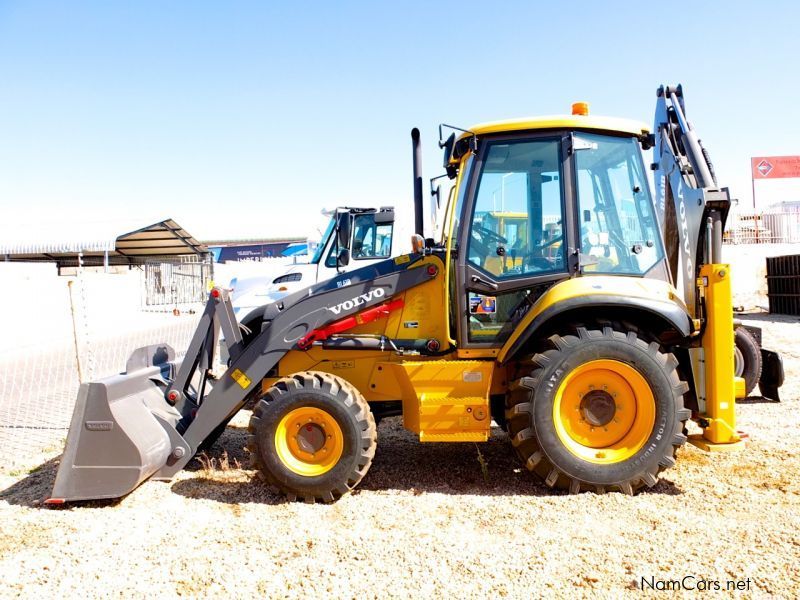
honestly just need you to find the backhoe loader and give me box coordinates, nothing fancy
[47,85,783,503]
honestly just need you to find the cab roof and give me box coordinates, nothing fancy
[464,114,650,138]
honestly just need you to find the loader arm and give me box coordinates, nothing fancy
[168,256,437,472]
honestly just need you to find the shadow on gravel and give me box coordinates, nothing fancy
[360,421,682,498]
[176,418,682,503]
[0,457,60,507]
[3,418,682,508]
[172,427,288,505]
[170,477,286,506]
[735,311,800,324]
[184,427,250,472]
[737,395,781,404]
[0,456,123,510]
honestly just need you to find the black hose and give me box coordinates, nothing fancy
[700,142,718,187]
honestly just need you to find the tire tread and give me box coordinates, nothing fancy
[247,370,377,503]
[506,322,689,494]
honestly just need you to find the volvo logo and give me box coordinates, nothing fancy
[328,288,386,315]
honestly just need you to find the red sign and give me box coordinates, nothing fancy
[751,156,800,179]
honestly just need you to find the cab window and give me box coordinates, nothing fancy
[326,213,393,267]
[574,134,664,274]
[351,214,393,260]
[467,139,565,279]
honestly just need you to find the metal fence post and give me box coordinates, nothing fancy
[67,280,84,383]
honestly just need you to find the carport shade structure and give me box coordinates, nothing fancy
[0,219,210,270]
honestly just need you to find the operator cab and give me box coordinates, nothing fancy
[437,108,669,347]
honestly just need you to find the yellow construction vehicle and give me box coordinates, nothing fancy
[47,85,783,504]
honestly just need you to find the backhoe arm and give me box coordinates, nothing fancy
[652,84,740,448]
[652,84,732,317]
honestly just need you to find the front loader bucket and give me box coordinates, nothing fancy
[48,347,183,503]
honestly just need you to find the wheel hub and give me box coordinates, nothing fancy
[274,407,344,476]
[296,423,326,454]
[734,346,744,377]
[579,390,616,426]
[552,359,656,463]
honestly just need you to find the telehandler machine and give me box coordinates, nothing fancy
[48,85,783,503]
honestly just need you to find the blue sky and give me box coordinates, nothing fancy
[1,1,799,240]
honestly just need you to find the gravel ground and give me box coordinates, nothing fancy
[1,315,799,598]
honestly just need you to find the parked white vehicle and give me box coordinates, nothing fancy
[231,206,409,320]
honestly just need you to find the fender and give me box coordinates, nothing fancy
[498,276,693,364]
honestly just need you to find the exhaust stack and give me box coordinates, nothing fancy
[411,128,424,237]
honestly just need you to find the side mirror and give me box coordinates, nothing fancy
[441,132,455,166]
[431,182,441,208]
[336,211,352,249]
[337,248,350,268]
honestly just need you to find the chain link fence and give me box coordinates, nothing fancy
[725,211,800,244]
[0,262,206,475]
[143,258,212,313]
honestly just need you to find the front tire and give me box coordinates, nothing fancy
[248,371,377,502]
[506,325,690,494]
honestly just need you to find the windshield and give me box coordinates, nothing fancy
[311,217,336,264]
[467,138,565,279]
[574,134,664,275]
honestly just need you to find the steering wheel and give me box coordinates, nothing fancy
[534,234,563,252]
[472,225,508,246]
[524,234,564,270]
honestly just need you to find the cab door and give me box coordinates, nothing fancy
[455,134,576,348]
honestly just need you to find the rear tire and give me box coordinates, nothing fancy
[248,371,376,503]
[734,326,761,396]
[506,325,689,494]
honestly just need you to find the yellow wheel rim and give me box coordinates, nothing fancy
[274,407,344,476]
[553,359,656,464]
